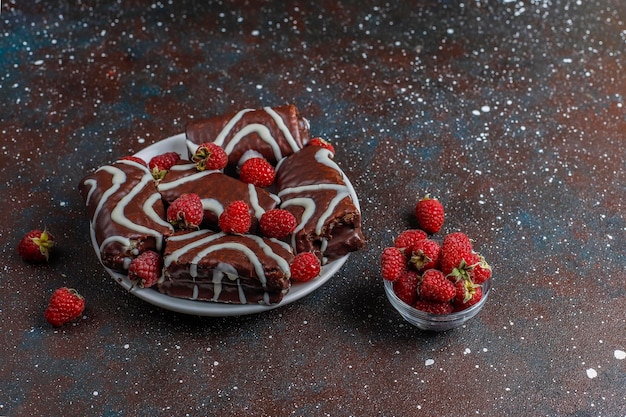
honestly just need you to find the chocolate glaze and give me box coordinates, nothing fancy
[157,160,279,232]
[160,229,293,305]
[275,145,365,263]
[78,159,174,272]
[185,104,310,166]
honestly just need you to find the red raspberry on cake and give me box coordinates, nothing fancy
[167,193,204,230]
[18,229,55,263]
[290,252,321,282]
[120,155,146,165]
[219,200,252,234]
[44,287,85,327]
[415,195,445,234]
[308,137,335,155]
[393,270,420,306]
[419,269,455,303]
[128,250,163,288]
[394,229,428,251]
[259,209,297,239]
[380,247,407,282]
[148,151,180,180]
[192,142,228,171]
[408,238,441,271]
[239,157,275,188]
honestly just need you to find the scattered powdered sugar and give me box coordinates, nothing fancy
[615,350,626,360]
[425,359,434,366]
[586,368,598,379]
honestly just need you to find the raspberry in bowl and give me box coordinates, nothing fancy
[383,277,491,332]
[380,217,493,331]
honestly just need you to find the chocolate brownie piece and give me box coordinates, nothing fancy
[160,229,294,305]
[157,160,279,231]
[78,158,174,272]
[185,104,310,167]
[275,145,365,263]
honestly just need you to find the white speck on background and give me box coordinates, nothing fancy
[586,368,597,379]
[463,348,471,355]
[615,350,626,360]
[425,359,434,366]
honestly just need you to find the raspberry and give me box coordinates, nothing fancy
[167,193,204,229]
[380,247,406,281]
[308,137,335,154]
[239,157,275,188]
[18,229,55,263]
[440,232,474,276]
[419,269,455,302]
[120,155,146,165]
[259,209,297,239]
[469,254,492,284]
[291,252,321,282]
[192,142,228,171]
[408,238,441,271]
[452,279,483,311]
[219,200,252,234]
[148,152,180,180]
[394,229,427,251]
[414,300,453,315]
[393,270,420,306]
[415,195,445,234]
[128,251,163,288]
[44,287,85,327]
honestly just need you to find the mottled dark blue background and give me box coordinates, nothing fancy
[1,1,625,416]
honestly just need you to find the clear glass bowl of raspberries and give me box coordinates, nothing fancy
[383,277,492,332]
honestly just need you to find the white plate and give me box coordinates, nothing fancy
[90,133,358,316]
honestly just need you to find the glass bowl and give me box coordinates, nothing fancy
[383,277,492,332]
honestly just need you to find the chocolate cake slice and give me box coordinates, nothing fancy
[78,158,174,272]
[275,145,365,263]
[160,229,293,305]
[185,104,310,167]
[157,160,280,231]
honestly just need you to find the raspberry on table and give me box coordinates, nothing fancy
[44,287,85,327]
[18,229,55,263]
[415,195,445,235]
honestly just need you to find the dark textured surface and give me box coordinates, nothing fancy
[1,1,625,416]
